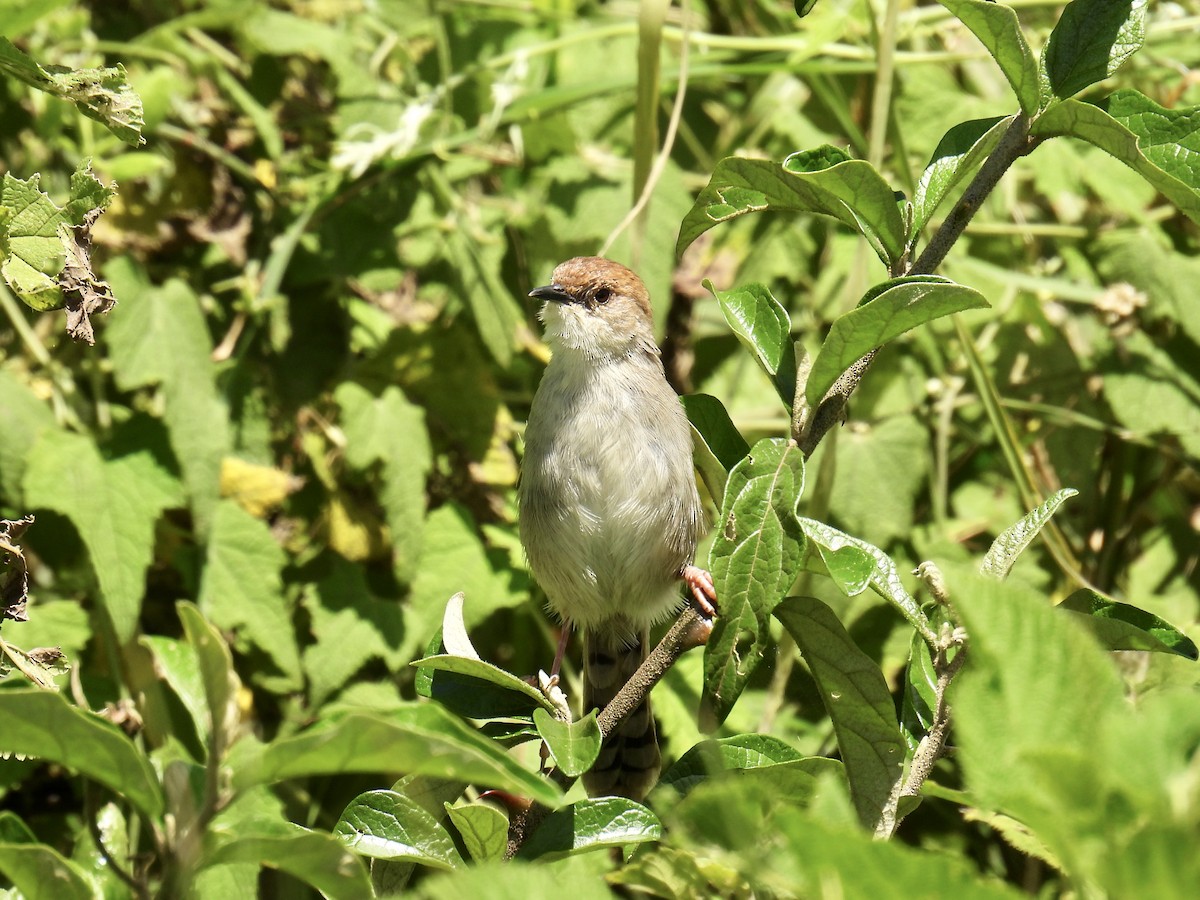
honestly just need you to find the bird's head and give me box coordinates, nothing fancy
[529,257,657,359]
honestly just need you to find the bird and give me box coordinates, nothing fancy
[519,256,718,800]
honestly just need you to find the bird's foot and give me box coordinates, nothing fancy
[681,565,718,619]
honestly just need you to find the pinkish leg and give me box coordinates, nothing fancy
[549,619,573,679]
[681,565,718,619]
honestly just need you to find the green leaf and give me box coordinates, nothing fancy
[204,826,372,900]
[0,37,143,144]
[1060,590,1199,660]
[705,281,796,408]
[0,161,114,314]
[938,1,1039,114]
[676,153,906,267]
[0,370,55,503]
[797,518,935,644]
[447,229,524,368]
[900,631,938,753]
[106,270,231,531]
[233,705,561,808]
[912,116,1010,237]
[336,382,432,583]
[517,797,662,860]
[1031,93,1200,225]
[682,393,750,507]
[806,276,988,410]
[139,634,207,752]
[658,734,843,805]
[23,428,179,642]
[775,597,906,835]
[533,709,602,778]
[1042,0,1147,101]
[445,802,509,863]
[0,842,94,900]
[334,790,463,868]
[0,812,35,844]
[0,689,163,819]
[199,500,302,689]
[980,488,1078,579]
[178,602,242,756]
[702,439,806,728]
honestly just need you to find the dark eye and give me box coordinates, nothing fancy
[594,287,612,304]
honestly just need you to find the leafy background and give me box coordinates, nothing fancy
[1,0,1198,896]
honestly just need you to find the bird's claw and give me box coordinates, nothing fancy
[682,565,718,619]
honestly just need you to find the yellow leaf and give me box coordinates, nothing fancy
[219,457,301,517]
[324,493,390,562]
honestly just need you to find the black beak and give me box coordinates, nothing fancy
[529,283,573,304]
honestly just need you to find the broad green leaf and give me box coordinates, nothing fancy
[447,229,524,368]
[0,689,163,819]
[106,270,231,531]
[775,597,905,835]
[204,826,372,900]
[336,382,432,582]
[951,575,1132,884]
[899,631,938,753]
[23,427,179,642]
[0,162,114,313]
[702,439,806,728]
[533,708,602,778]
[445,802,509,863]
[980,488,1078,579]
[0,370,55,502]
[806,276,988,409]
[676,153,906,267]
[1031,93,1200,225]
[178,602,241,756]
[139,634,207,751]
[0,813,35,844]
[233,705,561,808]
[658,734,843,805]
[938,2,1039,114]
[706,281,796,407]
[683,393,750,507]
[912,116,1010,237]
[0,37,143,144]
[1042,0,1147,101]
[334,790,462,868]
[0,842,94,900]
[798,518,935,644]
[414,862,615,900]
[517,797,662,860]
[1060,590,1199,660]
[412,654,554,716]
[199,500,302,689]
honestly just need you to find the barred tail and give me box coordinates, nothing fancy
[581,627,660,800]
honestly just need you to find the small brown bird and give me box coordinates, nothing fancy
[520,256,717,800]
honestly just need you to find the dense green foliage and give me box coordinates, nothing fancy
[1,0,1199,897]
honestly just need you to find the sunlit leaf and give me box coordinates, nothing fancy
[1042,0,1147,101]
[517,797,661,860]
[938,1,1039,114]
[1060,590,1199,660]
[334,790,463,868]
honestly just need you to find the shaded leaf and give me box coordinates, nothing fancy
[233,705,561,808]
[334,790,462,868]
[0,689,163,819]
[938,1,1039,114]
[775,597,905,835]
[806,276,988,410]
[900,631,938,753]
[0,842,94,900]
[980,488,1077,579]
[683,393,750,507]
[1060,590,1198,660]
[412,654,553,716]
[1042,0,1147,101]
[445,802,509,863]
[517,797,661,860]
[702,439,806,728]
[677,153,906,266]
[205,826,372,900]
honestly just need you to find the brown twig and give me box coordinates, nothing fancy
[505,605,713,857]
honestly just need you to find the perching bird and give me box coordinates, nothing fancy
[519,256,717,800]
